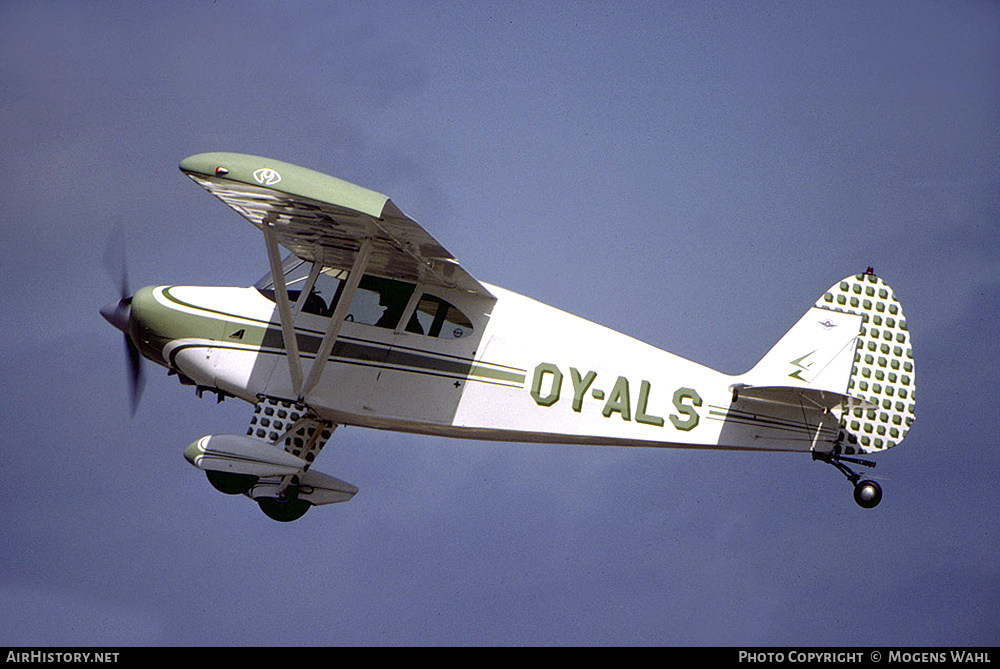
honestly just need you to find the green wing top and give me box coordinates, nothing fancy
[179,152,490,297]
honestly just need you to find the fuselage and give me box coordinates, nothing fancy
[126,278,762,451]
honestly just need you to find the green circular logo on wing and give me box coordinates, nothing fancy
[253,168,282,186]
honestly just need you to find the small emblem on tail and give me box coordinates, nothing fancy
[789,351,816,380]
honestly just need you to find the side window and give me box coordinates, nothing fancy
[300,268,347,317]
[406,294,474,339]
[346,275,416,329]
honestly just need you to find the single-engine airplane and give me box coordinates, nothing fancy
[101,153,916,521]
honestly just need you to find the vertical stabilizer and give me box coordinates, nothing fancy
[741,271,916,454]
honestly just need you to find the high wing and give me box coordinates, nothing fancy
[179,152,492,298]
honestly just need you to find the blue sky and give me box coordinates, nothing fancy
[1,1,998,646]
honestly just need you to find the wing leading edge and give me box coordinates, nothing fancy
[179,152,491,298]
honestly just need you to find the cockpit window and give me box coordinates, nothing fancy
[256,257,473,338]
[406,294,474,339]
[305,268,348,316]
[346,275,416,329]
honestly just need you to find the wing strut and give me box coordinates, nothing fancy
[263,219,304,397]
[292,257,324,318]
[301,238,373,400]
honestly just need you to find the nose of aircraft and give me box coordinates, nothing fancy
[100,292,146,415]
[100,296,132,334]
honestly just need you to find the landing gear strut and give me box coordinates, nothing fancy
[813,451,883,509]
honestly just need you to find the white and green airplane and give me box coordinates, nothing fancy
[101,153,916,521]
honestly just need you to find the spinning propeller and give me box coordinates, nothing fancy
[101,242,145,416]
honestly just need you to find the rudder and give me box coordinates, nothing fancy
[823,271,916,454]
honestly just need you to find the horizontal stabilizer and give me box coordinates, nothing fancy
[184,434,308,478]
[730,384,878,411]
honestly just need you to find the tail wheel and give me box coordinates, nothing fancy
[258,496,311,522]
[814,452,885,509]
[853,479,883,509]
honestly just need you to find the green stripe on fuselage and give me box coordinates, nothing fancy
[158,287,525,387]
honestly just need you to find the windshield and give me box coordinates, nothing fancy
[255,255,347,317]
[254,255,309,292]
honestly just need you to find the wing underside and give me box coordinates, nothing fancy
[180,152,490,298]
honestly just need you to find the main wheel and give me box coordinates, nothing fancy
[853,479,883,509]
[206,470,258,495]
[257,496,311,522]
